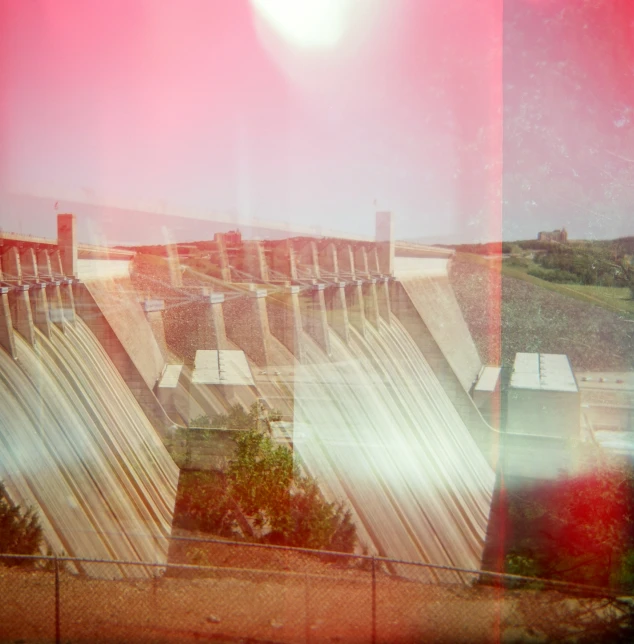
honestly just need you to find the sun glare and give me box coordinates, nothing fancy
[250,0,352,50]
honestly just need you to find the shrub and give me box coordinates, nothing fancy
[0,482,43,566]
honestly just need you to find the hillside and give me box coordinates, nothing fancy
[450,254,634,371]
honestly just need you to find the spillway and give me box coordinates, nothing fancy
[0,319,179,577]
[293,314,495,575]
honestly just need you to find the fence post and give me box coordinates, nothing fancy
[305,572,310,644]
[54,556,61,644]
[371,556,376,644]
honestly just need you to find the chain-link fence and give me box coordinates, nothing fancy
[1,541,633,644]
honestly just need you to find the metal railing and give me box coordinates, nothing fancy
[1,540,633,644]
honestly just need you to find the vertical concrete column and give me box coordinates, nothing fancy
[20,248,39,282]
[2,247,22,284]
[223,288,271,366]
[354,246,370,278]
[29,284,52,338]
[209,293,228,349]
[57,213,78,278]
[47,281,65,329]
[242,241,270,282]
[376,211,394,276]
[377,277,392,325]
[267,286,304,360]
[368,246,381,275]
[0,287,17,358]
[142,299,168,356]
[318,241,339,279]
[363,279,380,329]
[37,250,53,279]
[271,240,298,281]
[215,234,232,283]
[60,279,76,324]
[296,240,321,280]
[51,250,64,278]
[10,285,36,346]
[300,283,330,355]
[346,280,366,337]
[325,282,349,343]
[337,243,356,279]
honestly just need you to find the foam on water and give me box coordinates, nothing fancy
[293,315,495,574]
[0,319,179,577]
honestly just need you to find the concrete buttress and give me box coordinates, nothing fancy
[0,288,17,358]
[325,282,349,343]
[223,288,271,366]
[267,285,304,361]
[299,284,330,355]
[346,280,366,337]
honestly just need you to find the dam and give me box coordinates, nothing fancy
[0,211,497,577]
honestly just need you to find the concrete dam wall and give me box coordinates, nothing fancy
[0,237,179,578]
[0,212,497,577]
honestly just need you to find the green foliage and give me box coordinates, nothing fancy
[228,429,295,529]
[0,482,43,565]
[504,458,634,589]
[175,429,357,553]
[173,471,234,535]
[505,553,541,578]
[190,403,259,430]
[528,267,578,283]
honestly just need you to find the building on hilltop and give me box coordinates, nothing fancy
[538,227,568,243]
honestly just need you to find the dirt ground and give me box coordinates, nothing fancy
[1,553,626,644]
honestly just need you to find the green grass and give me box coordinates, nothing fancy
[456,252,634,319]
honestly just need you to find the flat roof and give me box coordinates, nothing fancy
[575,372,634,391]
[474,366,501,393]
[158,364,183,389]
[510,353,578,393]
[192,350,254,386]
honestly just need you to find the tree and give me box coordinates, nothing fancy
[505,456,634,589]
[0,482,43,565]
[227,430,357,552]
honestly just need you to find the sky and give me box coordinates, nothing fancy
[0,0,631,245]
[0,0,502,245]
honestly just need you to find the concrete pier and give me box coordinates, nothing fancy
[295,240,320,280]
[0,287,17,358]
[362,279,380,329]
[325,282,349,343]
[267,285,304,360]
[318,241,339,279]
[20,248,39,282]
[47,281,65,329]
[29,283,52,338]
[2,247,22,284]
[337,243,356,280]
[376,277,392,324]
[300,283,330,355]
[10,285,36,346]
[242,241,270,282]
[51,250,65,278]
[353,245,370,278]
[142,299,169,356]
[164,292,228,362]
[60,279,76,324]
[346,280,366,337]
[270,240,298,281]
[37,250,53,279]
[223,288,271,366]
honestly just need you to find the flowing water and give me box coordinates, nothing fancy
[0,319,179,578]
[293,314,495,577]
